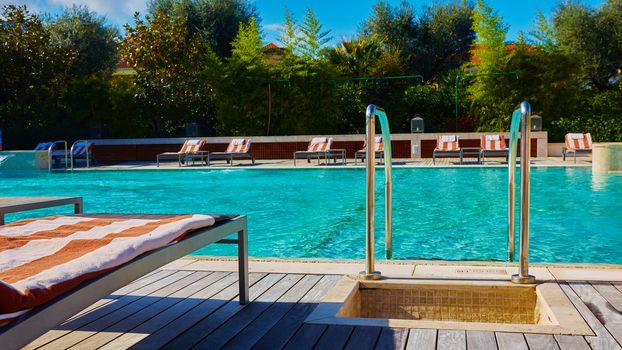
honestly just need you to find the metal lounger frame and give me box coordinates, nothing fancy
[354,150,384,165]
[432,149,463,164]
[293,150,327,165]
[480,149,509,163]
[156,151,210,167]
[562,147,591,163]
[210,152,255,166]
[0,215,249,350]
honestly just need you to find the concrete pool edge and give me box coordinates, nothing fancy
[165,256,622,282]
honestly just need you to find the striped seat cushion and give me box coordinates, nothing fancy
[480,134,507,150]
[71,141,95,158]
[435,135,460,151]
[179,139,205,154]
[360,136,383,152]
[34,142,53,151]
[225,139,251,153]
[565,133,592,150]
[307,137,333,152]
[0,214,215,322]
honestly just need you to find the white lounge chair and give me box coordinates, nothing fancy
[354,136,384,165]
[210,138,255,166]
[293,137,334,165]
[433,135,461,164]
[562,133,592,163]
[480,134,508,163]
[156,139,208,167]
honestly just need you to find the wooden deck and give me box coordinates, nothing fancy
[23,263,622,350]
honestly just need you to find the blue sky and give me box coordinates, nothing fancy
[2,0,606,43]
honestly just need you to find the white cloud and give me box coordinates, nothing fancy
[47,0,146,24]
[264,23,284,33]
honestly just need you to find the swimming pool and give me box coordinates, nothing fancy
[1,167,621,264]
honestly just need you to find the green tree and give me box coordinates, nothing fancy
[47,5,118,77]
[278,8,298,51]
[297,8,332,60]
[0,5,74,148]
[119,10,218,135]
[147,0,258,57]
[553,1,622,91]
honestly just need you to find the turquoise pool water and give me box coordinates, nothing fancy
[1,167,621,263]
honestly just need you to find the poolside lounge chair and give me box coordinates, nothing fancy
[156,139,208,167]
[480,134,508,163]
[69,140,95,169]
[562,133,592,163]
[354,136,384,165]
[293,137,334,165]
[210,138,255,166]
[0,213,249,350]
[433,135,461,164]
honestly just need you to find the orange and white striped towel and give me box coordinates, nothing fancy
[435,135,460,151]
[225,139,251,153]
[0,214,215,322]
[565,133,592,150]
[179,139,205,154]
[481,134,507,151]
[360,136,383,152]
[307,137,333,152]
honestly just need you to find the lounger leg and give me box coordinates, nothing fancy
[433,151,436,165]
[74,198,83,214]
[237,228,249,305]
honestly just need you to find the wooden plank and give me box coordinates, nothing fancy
[26,269,188,350]
[495,333,528,350]
[467,331,497,350]
[375,327,409,350]
[38,270,197,349]
[569,282,622,347]
[193,274,305,349]
[283,324,327,350]
[82,271,224,349]
[128,272,266,350]
[252,275,342,350]
[313,325,355,350]
[559,283,622,350]
[524,334,559,350]
[344,326,383,350]
[613,282,622,294]
[406,329,437,350]
[97,272,234,350]
[554,335,590,350]
[591,282,622,313]
[221,274,322,349]
[438,330,466,350]
[160,273,285,350]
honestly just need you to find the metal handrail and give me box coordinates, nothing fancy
[360,104,393,280]
[70,140,92,170]
[47,141,68,171]
[509,102,536,284]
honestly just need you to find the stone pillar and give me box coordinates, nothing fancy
[411,134,422,159]
[593,143,622,173]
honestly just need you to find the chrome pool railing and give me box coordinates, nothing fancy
[47,141,68,171]
[508,101,536,284]
[360,104,393,280]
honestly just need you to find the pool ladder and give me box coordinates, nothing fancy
[508,102,536,284]
[360,104,393,280]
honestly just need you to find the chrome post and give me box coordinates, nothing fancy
[512,101,536,284]
[360,105,381,280]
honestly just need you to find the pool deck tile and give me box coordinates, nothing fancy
[548,267,622,281]
[413,264,556,281]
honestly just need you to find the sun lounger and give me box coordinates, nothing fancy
[433,135,461,164]
[562,133,592,163]
[69,140,95,169]
[210,138,255,166]
[156,139,209,167]
[480,134,508,163]
[354,136,384,165]
[0,213,249,349]
[293,137,335,165]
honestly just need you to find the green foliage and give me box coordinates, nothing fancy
[47,5,118,77]
[297,8,332,60]
[279,8,298,51]
[119,10,217,135]
[147,0,258,57]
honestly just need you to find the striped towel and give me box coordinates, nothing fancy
[565,133,592,150]
[71,141,94,157]
[34,142,53,151]
[361,136,383,152]
[179,139,205,154]
[435,135,460,151]
[226,139,251,153]
[481,135,507,150]
[308,137,332,152]
[0,214,215,322]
